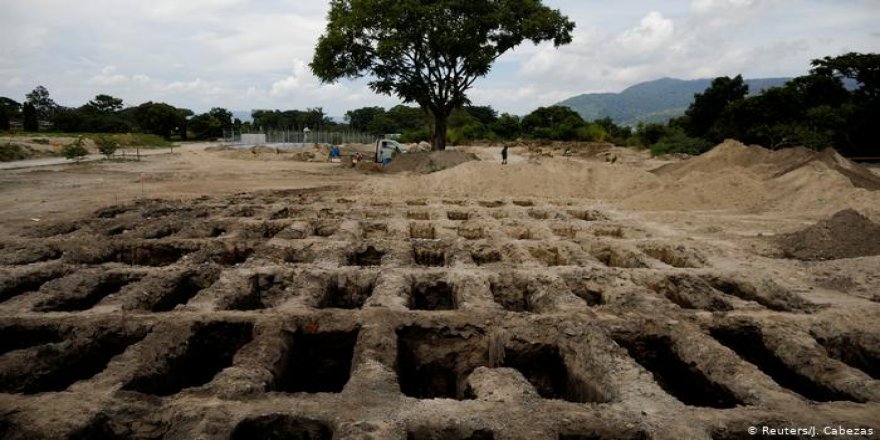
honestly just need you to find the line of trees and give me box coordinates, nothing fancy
[2,52,875,156]
[0,85,637,146]
[638,52,879,157]
[342,103,637,146]
[0,87,237,141]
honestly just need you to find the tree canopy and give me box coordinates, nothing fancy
[681,75,748,141]
[86,94,124,113]
[25,86,58,121]
[311,0,574,150]
[646,52,879,157]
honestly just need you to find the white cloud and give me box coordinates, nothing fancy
[616,12,675,54]
[270,61,314,96]
[0,0,877,115]
[691,0,757,14]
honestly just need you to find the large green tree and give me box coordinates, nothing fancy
[810,52,879,156]
[0,97,21,130]
[311,0,574,150]
[135,102,184,139]
[346,106,386,131]
[86,94,124,113]
[25,85,58,121]
[681,75,748,141]
[22,103,38,131]
[0,105,8,131]
[521,105,585,140]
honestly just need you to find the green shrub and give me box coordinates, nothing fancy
[399,128,431,144]
[105,133,171,148]
[61,137,89,162]
[94,135,119,158]
[0,143,31,161]
[650,134,713,156]
[576,123,607,142]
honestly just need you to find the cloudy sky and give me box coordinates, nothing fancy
[1,0,878,117]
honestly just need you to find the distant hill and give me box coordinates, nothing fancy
[556,77,791,126]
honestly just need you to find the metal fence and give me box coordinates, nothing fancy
[222,129,374,146]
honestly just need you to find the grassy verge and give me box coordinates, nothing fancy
[1,132,173,148]
[0,143,31,161]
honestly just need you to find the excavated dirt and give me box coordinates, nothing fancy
[0,190,878,440]
[383,151,478,174]
[1,141,879,439]
[776,209,880,260]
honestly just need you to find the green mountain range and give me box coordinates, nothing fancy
[556,77,791,126]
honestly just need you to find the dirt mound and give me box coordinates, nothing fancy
[776,209,880,260]
[383,150,478,174]
[622,140,880,213]
[653,140,880,191]
[368,159,661,199]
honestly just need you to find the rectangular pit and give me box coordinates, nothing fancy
[360,222,389,239]
[410,280,456,311]
[567,209,606,221]
[35,272,143,312]
[1,269,67,303]
[123,322,253,396]
[813,334,880,380]
[231,415,332,440]
[447,211,471,221]
[319,275,375,309]
[396,326,488,400]
[457,226,484,240]
[407,211,431,220]
[478,200,505,208]
[562,278,604,307]
[1,329,147,394]
[410,223,436,239]
[408,427,494,440]
[613,335,742,408]
[471,247,502,266]
[111,243,190,267]
[273,330,359,393]
[348,246,385,267]
[150,270,220,312]
[226,273,289,311]
[528,246,568,267]
[500,343,600,403]
[527,209,551,220]
[490,281,531,312]
[313,220,340,237]
[412,244,447,267]
[0,324,63,355]
[710,326,859,402]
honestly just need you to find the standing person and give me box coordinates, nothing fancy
[501,144,508,165]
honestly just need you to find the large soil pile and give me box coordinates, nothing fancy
[776,209,880,260]
[366,139,880,216]
[621,140,880,213]
[652,139,880,190]
[383,150,478,174]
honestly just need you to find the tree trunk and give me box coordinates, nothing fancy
[432,113,448,151]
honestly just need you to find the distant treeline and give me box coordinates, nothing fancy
[1,52,875,156]
[637,52,879,157]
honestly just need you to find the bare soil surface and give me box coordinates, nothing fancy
[384,151,478,174]
[1,141,878,439]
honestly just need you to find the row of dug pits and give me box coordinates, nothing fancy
[1,192,878,439]
[0,265,820,316]
[2,316,878,438]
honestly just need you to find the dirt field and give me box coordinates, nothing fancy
[1,141,879,439]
